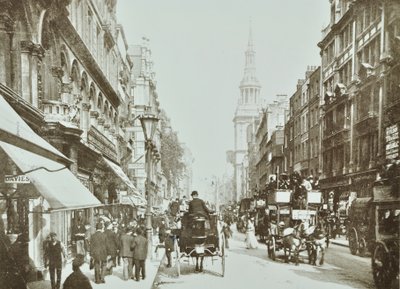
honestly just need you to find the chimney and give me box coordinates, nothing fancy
[297,79,305,90]
[305,65,317,79]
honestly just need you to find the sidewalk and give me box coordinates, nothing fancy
[28,235,165,289]
[329,235,349,247]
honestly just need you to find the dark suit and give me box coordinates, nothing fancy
[188,198,210,217]
[120,233,134,280]
[131,235,148,281]
[90,231,107,283]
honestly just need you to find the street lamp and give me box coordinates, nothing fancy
[139,113,159,259]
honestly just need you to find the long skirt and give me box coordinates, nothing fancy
[245,230,258,249]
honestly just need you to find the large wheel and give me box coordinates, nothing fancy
[348,227,359,255]
[372,242,391,289]
[267,236,276,261]
[174,238,181,277]
[358,237,367,257]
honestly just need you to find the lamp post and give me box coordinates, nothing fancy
[139,113,159,259]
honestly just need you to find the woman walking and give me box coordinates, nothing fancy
[245,217,258,249]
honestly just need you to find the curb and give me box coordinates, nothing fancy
[330,240,349,248]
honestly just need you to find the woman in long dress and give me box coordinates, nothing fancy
[245,217,258,249]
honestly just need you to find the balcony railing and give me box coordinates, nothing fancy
[42,100,72,123]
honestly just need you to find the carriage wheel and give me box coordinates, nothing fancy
[372,243,391,289]
[174,238,181,277]
[267,236,276,261]
[358,238,367,257]
[348,227,359,255]
[221,236,226,277]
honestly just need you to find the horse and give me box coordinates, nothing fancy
[306,223,326,266]
[281,221,308,265]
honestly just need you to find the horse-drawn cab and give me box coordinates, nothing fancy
[173,212,225,276]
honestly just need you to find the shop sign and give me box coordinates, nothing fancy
[5,174,30,184]
[385,124,399,159]
[292,209,315,220]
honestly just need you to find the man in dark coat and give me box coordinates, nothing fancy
[63,254,92,289]
[131,228,148,281]
[90,223,107,284]
[104,221,119,275]
[188,191,210,218]
[44,232,67,289]
[119,227,134,280]
[164,229,174,267]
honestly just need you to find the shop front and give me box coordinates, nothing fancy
[0,94,101,282]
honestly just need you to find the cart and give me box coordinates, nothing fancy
[371,182,399,289]
[173,213,226,277]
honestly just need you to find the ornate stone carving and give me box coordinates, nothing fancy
[81,102,91,111]
[51,66,64,78]
[20,40,34,53]
[90,111,99,119]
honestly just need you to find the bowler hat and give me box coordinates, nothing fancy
[191,191,198,197]
[72,254,85,267]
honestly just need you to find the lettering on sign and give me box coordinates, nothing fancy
[5,175,30,184]
[385,124,399,159]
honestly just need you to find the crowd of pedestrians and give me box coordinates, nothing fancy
[43,215,150,288]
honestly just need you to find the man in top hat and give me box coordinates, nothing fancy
[63,254,92,289]
[119,227,135,281]
[188,191,210,218]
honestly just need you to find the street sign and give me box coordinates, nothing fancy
[292,209,316,220]
[5,175,30,184]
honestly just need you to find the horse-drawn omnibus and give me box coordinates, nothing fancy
[236,197,255,233]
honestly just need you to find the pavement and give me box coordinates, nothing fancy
[27,235,165,289]
[329,235,349,248]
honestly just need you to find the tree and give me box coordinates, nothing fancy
[159,111,186,191]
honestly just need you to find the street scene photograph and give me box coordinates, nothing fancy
[0,1,399,289]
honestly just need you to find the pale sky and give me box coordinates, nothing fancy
[116,0,330,193]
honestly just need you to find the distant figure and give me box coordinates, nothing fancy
[188,191,210,218]
[245,217,258,249]
[164,229,174,268]
[44,232,67,289]
[72,218,86,256]
[63,254,92,289]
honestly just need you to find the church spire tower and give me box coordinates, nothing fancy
[232,22,263,202]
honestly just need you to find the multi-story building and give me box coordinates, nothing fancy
[233,28,263,201]
[318,0,400,204]
[128,40,162,207]
[284,66,320,178]
[0,0,147,280]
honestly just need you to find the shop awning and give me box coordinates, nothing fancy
[0,93,71,164]
[0,141,101,211]
[102,157,139,193]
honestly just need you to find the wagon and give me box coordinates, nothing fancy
[347,197,374,256]
[172,213,226,277]
[370,182,399,289]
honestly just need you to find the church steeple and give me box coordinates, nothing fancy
[239,21,261,106]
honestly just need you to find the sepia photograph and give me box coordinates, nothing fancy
[0,0,399,289]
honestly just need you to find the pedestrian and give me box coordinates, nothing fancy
[158,219,167,244]
[62,254,92,289]
[84,223,91,262]
[72,218,86,256]
[164,229,174,267]
[90,223,107,284]
[44,232,67,289]
[104,221,119,275]
[119,227,134,281]
[245,217,258,249]
[222,222,233,249]
[131,228,148,281]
